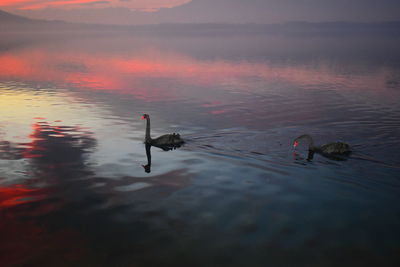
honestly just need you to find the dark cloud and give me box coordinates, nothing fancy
[80,1,110,5]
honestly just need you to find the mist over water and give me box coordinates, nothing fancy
[1,30,400,266]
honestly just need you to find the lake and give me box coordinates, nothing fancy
[1,30,400,266]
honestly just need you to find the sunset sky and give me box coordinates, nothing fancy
[1,0,400,25]
[0,0,190,11]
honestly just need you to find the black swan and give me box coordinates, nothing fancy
[293,134,351,160]
[141,114,184,149]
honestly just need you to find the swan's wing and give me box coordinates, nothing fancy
[152,134,184,145]
[152,134,171,143]
[320,142,351,154]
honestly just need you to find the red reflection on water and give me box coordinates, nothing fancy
[65,72,122,90]
[21,123,47,159]
[0,48,392,103]
[211,109,228,114]
[0,120,92,266]
[202,101,223,107]
[0,54,31,77]
[20,121,95,179]
[0,184,68,266]
[0,187,85,266]
[0,184,45,209]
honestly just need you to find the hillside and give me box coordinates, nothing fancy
[0,9,81,32]
[1,9,400,36]
[0,9,44,24]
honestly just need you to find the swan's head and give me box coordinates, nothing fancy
[293,136,301,149]
[141,114,149,120]
[293,135,314,149]
[293,140,299,149]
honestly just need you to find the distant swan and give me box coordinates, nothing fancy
[141,114,184,149]
[293,134,351,159]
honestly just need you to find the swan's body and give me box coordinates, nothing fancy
[141,114,184,149]
[318,142,351,154]
[293,134,351,158]
[150,133,183,147]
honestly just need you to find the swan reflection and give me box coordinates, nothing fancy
[142,143,182,173]
[142,143,152,173]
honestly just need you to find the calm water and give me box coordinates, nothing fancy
[1,31,400,266]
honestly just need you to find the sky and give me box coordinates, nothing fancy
[2,0,400,25]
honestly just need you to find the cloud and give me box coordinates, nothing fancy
[0,0,191,11]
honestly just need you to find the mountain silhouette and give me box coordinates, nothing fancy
[0,9,44,24]
[0,9,90,32]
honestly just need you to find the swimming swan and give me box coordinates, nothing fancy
[141,114,184,149]
[293,134,351,159]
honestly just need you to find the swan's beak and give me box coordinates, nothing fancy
[293,141,298,149]
[140,115,145,120]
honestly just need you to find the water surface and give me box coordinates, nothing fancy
[1,31,400,266]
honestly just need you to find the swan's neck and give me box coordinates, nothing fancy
[299,134,316,150]
[145,117,151,142]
